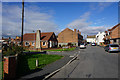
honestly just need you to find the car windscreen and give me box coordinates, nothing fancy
[80,43,84,45]
[110,45,119,47]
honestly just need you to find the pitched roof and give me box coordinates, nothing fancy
[23,32,54,41]
[87,35,96,38]
[62,28,73,32]
[108,23,120,31]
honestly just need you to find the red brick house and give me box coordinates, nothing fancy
[23,32,58,50]
[58,28,83,47]
[109,23,120,45]
[104,23,120,45]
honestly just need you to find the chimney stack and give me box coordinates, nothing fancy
[79,32,81,35]
[77,30,81,35]
[74,29,76,32]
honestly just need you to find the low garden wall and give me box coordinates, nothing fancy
[4,56,17,80]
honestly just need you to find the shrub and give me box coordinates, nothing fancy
[3,44,25,56]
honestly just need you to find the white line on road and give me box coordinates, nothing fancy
[43,51,80,80]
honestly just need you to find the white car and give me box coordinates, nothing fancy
[91,43,96,46]
[80,43,86,49]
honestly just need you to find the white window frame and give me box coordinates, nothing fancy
[43,42,46,46]
[32,42,35,46]
[25,42,30,46]
[17,42,20,46]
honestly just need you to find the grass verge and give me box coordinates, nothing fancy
[43,47,76,52]
[16,54,63,77]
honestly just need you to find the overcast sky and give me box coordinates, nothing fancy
[2,2,119,38]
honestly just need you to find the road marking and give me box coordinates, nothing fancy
[43,52,79,80]
[70,56,74,57]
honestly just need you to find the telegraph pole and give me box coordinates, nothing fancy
[21,0,24,46]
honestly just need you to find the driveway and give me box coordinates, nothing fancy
[50,45,118,78]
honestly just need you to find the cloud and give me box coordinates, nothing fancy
[81,26,110,35]
[67,12,91,29]
[90,2,113,12]
[67,12,110,36]
[2,4,59,37]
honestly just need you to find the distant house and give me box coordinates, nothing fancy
[58,28,83,47]
[104,23,120,45]
[86,35,96,43]
[23,32,58,50]
[103,30,111,45]
[14,36,21,46]
[96,32,106,46]
[2,37,11,45]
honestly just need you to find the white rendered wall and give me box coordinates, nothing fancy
[96,32,106,45]
[86,38,96,43]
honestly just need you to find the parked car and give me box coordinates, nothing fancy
[104,44,120,52]
[91,43,96,46]
[80,43,86,49]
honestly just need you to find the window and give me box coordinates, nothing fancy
[110,45,119,47]
[25,42,30,46]
[43,42,46,46]
[114,39,116,43]
[17,42,21,46]
[32,42,35,46]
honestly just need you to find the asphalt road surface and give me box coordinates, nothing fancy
[51,45,118,78]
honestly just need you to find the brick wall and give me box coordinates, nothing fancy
[23,41,48,49]
[4,57,9,74]
[4,56,16,79]
[111,26,119,38]
[58,28,81,44]
[118,25,120,38]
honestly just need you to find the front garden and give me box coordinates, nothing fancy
[16,54,63,77]
[2,43,63,79]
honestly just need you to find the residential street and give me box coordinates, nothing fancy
[50,45,118,78]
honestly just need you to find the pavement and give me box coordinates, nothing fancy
[50,45,119,79]
[17,48,80,80]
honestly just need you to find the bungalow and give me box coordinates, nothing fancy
[23,31,58,50]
